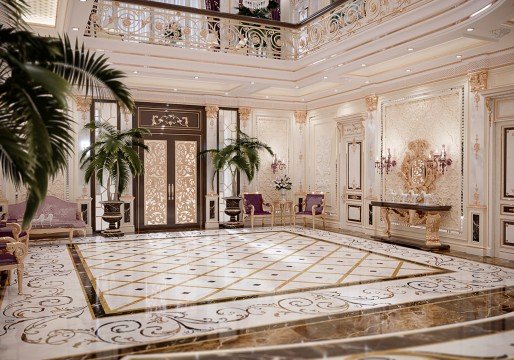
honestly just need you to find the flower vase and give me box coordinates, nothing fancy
[280,189,287,201]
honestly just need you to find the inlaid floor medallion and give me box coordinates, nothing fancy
[71,231,445,316]
[0,227,512,360]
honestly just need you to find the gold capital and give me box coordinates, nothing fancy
[365,94,378,112]
[238,107,251,123]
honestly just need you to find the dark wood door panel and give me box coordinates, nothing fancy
[134,102,206,232]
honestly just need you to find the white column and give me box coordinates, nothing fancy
[467,70,489,254]
[364,94,378,233]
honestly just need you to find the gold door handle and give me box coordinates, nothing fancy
[168,184,171,200]
[171,184,174,200]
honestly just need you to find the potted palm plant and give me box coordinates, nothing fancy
[80,122,149,237]
[0,0,134,228]
[200,130,273,227]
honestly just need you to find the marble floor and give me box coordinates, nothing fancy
[0,227,513,360]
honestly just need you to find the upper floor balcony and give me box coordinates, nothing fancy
[85,0,427,60]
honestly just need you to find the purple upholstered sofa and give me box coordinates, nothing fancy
[7,196,86,243]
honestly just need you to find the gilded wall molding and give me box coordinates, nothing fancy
[238,107,251,124]
[205,105,219,127]
[468,70,488,110]
[365,94,378,112]
[485,97,494,126]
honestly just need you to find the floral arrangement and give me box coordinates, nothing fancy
[274,174,292,190]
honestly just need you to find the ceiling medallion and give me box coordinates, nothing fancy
[242,0,269,10]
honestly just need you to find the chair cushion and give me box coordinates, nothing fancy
[0,253,16,265]
[0,228,27,236]
[244,194,264,213]
[253,210,271,215]
[305,194,324,214]
[31,219,86,229]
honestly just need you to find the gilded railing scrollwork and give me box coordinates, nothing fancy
[86,0,424,60]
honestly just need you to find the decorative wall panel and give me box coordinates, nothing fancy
[144,140,167,225]
[14,170,68,202]
[175,141,197,224]
[256,117,289,202]
[382,88,464,231]
[137,106,201,131]
[313,120,336,210]
[347,141,362,190]
[503,221,514,247]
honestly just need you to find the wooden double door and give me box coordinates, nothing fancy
[134,103,206,231]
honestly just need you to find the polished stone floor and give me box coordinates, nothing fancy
[0,227,513,360]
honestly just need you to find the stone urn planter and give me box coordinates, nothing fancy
[222,196,243,228]
[100,200,124,237]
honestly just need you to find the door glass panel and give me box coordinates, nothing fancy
[175,140,197,224]
[144,140,168,225]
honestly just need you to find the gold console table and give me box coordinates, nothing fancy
[371,201,451,250]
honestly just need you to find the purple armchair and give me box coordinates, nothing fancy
[0,220,29,248]
[0,237,28,294]
[242,193,275,229]
[294,193,326,229]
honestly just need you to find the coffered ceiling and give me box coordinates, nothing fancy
[28,0,514,109]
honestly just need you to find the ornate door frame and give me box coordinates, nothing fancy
[133,103,206,231]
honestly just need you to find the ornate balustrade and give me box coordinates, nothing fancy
[85,0,424,60]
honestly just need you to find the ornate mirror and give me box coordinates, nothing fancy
[400,139,438,193]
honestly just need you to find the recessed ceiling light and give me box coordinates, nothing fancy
[466,27,474,32]
[97,49,104,52]
[406,69,411,72]
[408,47,414,51]
[456,55,462,59]
[337,64,343,67]
[302,98,305,101]
[361,64,366,67]
[265,95,269,99]
[72,27,79,31]
[194,76,199,79]
[323,76,328,79]
[224,92,228,95]
[173,88,177,91]
[80,0,87,2]
[133,70,138,74]
[295,85,299,89]
[364,80,370,84]
[250,81,255,85]
[334,89,338,93]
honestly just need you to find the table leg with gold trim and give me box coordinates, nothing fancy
[381,207,391,237]
[425,211,443,247]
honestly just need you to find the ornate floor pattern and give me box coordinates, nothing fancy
[72,231,444,315]
[0,227,513,360]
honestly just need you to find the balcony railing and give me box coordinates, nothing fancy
[85,0,423,60]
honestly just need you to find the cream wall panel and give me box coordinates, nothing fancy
[308,116,337,218]
[382,87,465,232]
[254,114,291,202]
[496,97,514,121]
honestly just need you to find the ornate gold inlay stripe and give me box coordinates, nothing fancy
[144,140,168,225]
[175,140,197,224]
